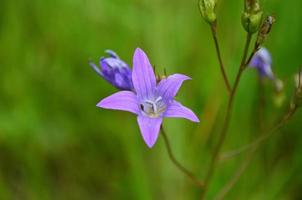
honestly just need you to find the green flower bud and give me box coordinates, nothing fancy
[199,0,217,24]
[241,0,263,33]
[241,12,263,33]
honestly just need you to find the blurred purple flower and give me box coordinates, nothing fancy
[97,48,199,148]
[249,47,274,79]
[90,50,134,90]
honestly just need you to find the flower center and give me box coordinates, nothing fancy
[140,96,166,118]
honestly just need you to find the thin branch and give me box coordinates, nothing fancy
[210,22,231,94]
[200,33,253,199]
[214,105,298,200]
[221,105,297,161]
[219,77,264,163]
[219,143,254,162]
[257,77,266,132]
[298,67,302,88]
[160,126,204,189]
[214,146,255,200]
[216,77,267,200]
[245,47,258,67]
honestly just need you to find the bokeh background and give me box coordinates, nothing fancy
[0,0,301,199]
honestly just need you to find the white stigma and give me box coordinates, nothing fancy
[140,96,166,118]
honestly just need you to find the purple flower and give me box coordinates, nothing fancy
[90,50,134,90]
[249,47,274,79]
[97,48,199,148]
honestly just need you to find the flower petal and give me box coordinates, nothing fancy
[262,64,274,79]
[250,48,272,67]
[89,61,103,77]
[97,91,138,114]
[132,48,156,99]
[164,100,199,122]
[137,116,162,148]
[157,74,191,101]
[105,49,119,59]
[249,47,274,78]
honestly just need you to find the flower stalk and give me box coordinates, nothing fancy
[199,0,231,94]
[214,103,298,199]
[200,33,252,199]
[161,126,204,189]
[210,22,231,94]
[214,77,267,200]
[220,68,302,161]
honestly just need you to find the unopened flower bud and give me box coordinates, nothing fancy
[241,0,263,33]
[90,50,134,91]
[256,16,275,48]
[199,0,217,24]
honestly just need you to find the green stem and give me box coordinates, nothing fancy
[214,149,254,200]
[257,77,266,132]
[220,105,297,161]
[219,78,264,162]
[210,22,231,95]
[200,33,252,199]
[245,45,259,66]
[214,105,298,200]
[160,126,204,189]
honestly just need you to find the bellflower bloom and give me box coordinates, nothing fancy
[90,50,134,90]
[97,48,199,148]
[249,47,274,79]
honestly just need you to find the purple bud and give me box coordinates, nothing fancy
[249,47,274,79]
[90,50,134,91]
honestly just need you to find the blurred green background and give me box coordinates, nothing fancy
[0,0,301,199]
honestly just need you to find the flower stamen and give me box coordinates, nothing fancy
[140,96,166,118]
